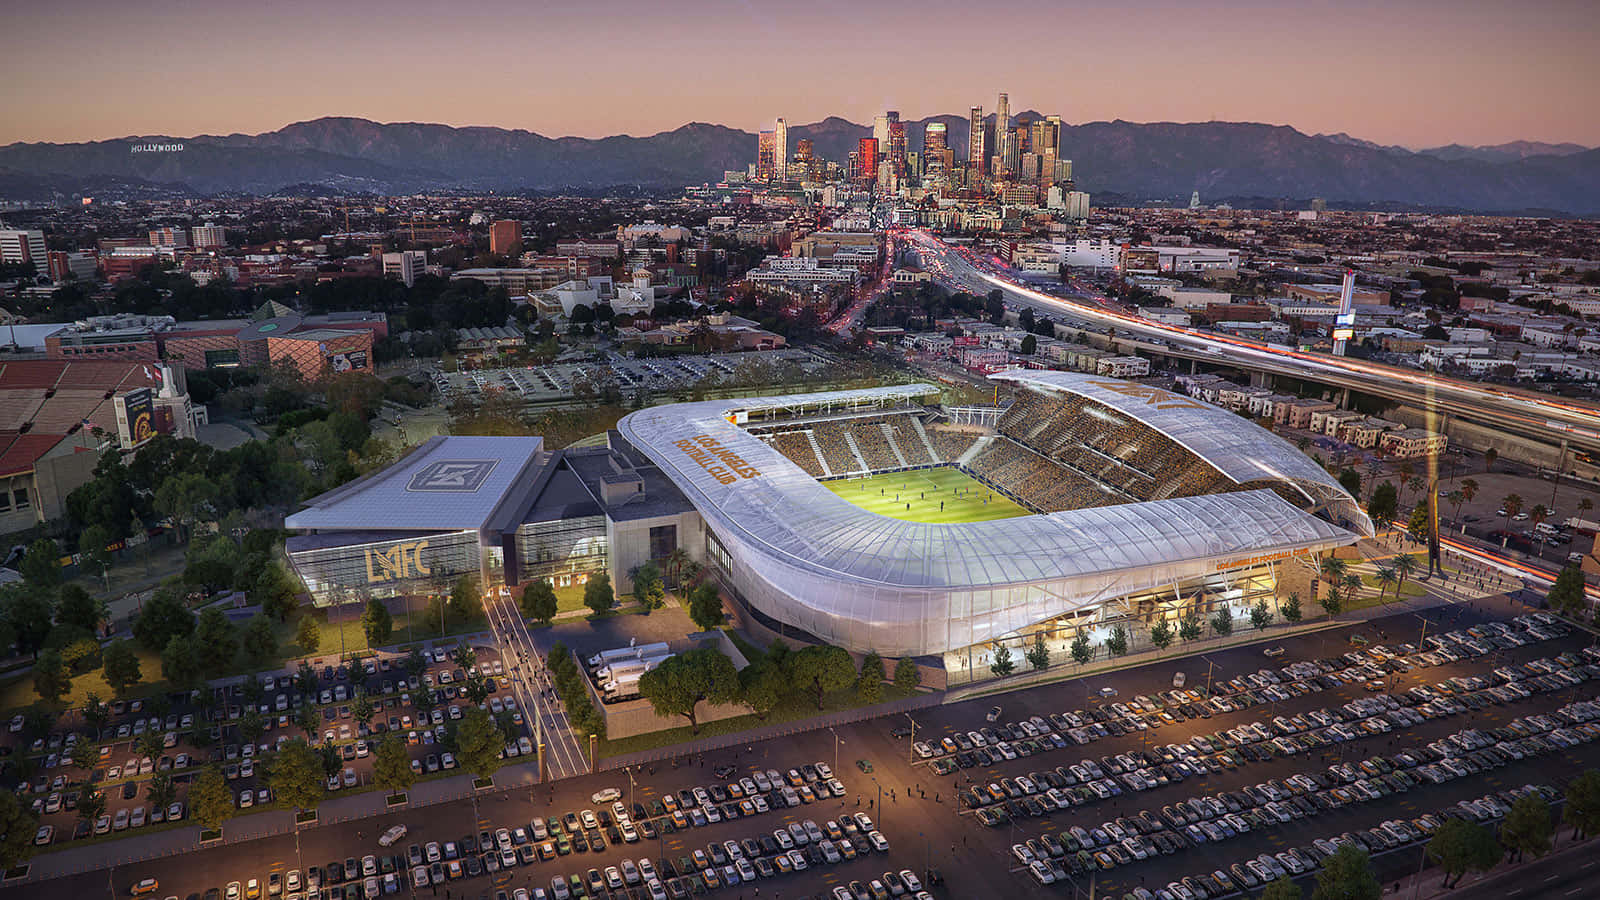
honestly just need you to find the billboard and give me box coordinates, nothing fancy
[115,388,156,449]
[953,335,980,348]
[330,350,369,373]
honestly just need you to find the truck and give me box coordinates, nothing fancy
[587,641,671,668]
[596,652,671,682]
[602,671,645,700]
[1563,518,1599,537]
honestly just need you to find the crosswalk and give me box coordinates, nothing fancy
[481,590,589,779]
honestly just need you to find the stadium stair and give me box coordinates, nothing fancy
[957,434,995,467]
[803,431,833,477]
[910,417,941,462]
[878,423,909,468]
[841,430,870,474]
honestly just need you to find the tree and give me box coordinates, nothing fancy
[194,606,237,676]
[1501,492,1523,522]
[520,580,558,625]
[856,651,884,702]
[1563,769,1600,840]
[240,710,265,744]
[1318,556,1348,601]
[1500,793,1553,862]
[662,546,692,588]
[582,571,614,617]
[686,583,724,631]
[1020,334,1037,355]
[1336,468,1361,499]
[986,643,1016,677]
[630,561,665,611]
[1427,816,1501,888]
[1548,565,1587,619]
[189,765,234,832]
[0,792,39,872]
[61,637,100,674]
[76,788,106,829]
[412,686,437,717]
[1483,447,1497,473]
[738,661,786,719]
[1317,584,1343,619]
[136,731,164,765]
[454,706,506,780]
[33,649,70,702]
[70,738,98,773]
[252,565,300,622]
[1069,632,1093,665]
[295,614,321,655]
[1211,606,1234,637]
[1260,875,1302,900]
[639,647,740,732]
[787,645,856,709]
[352,691,374,729]
[450,642,476,673]
[1249,600,1274,631]
[1404,501,1430,543]
[1149,620,1174,652]
[241,614,278,666]
[101,639,142,695]
[19,538,62,588]
[295,703,320,740]
[1178,614,1203,642]
[132,588,195,653]
[448,575,482,622]
[55,584,106,634]
[153,472,218,543]
[1393,553,1418,595]
[1342,573,1363,609]
[1026,633,1050,670]
[462,673,492,706]
[893,657,921,691]
[82,693,109,736]
[146,772,177,810]
[402,648,427,679]
[1310,842,1380,900]
[268,739,324,812]
[422,596,448,635]
[1367,482,1399,531]
[1105,626,1129,657]
[161,634,204,691]
[360,599,393,647]
[373,734,415,798]
[1375,566,1398,600]
[1281,593,1303,624]
[4,586,55,658]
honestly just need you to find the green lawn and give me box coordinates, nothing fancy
[823,467,1029,523]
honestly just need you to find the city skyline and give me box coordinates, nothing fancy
[2,0,1596,148]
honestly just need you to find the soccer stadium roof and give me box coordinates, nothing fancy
[285,436,548,533]
[617,383,1368,655]
[992,370,1373,532]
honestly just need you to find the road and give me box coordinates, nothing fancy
[15,598,1599,900]
[903,230,1600,453]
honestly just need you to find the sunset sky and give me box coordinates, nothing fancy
[4,0,1595,148]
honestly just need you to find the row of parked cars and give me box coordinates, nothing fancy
[1119,783,1560,900]
[1010,695,1600,896]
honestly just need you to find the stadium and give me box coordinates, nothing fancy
[283,372,1371,676]
[614,371,1373,665]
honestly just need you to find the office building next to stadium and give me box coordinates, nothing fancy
[284,373,1371,678]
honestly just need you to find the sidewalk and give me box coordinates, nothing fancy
[1387,830,1596,900]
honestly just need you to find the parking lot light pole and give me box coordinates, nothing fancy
[904,713,918,764]
[827,727,841,774]
[626,766,636,812]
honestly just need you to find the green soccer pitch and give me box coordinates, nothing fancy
[822,467,1031,523]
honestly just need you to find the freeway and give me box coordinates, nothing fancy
[902,230,1600,452]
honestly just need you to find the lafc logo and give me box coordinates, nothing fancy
[365,540,431,583]
[407,459,498,492]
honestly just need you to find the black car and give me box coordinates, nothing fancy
[712,764,736,779]
[122,782,138,799]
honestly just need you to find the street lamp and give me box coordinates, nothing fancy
[904,713,918,765]
[626,766,636,813]
[827,727,842,774]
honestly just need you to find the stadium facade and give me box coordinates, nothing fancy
[284,373,1371,662]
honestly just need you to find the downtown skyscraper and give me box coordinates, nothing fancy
[968,105,986,175]
[773,117,788,180]
[994,91,1014,176]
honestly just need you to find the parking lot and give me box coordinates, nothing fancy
[433,349,832,405]
[10,599,1600,900]
[10,642,537,849]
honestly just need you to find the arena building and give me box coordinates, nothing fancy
[284,373,1371,670]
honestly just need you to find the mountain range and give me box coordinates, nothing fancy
[1,114,1597,215]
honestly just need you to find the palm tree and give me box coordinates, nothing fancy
[1319,556,1347,604]
[1572,498,1594,555]
[1446,491,1465,522]
[1502,493,1523,521]
[1342,573,1363,609]
[1460,478,1479,509]
[1530,504,1551,534]
[1393,553,1418,596]
[1375,566,1398,600]
[663,547,691,589]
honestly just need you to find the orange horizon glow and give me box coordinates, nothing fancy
[1,0,1596,148]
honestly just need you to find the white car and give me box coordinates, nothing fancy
[379,824,408,847]
[591,788,621,804]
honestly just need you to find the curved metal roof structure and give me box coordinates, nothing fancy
[617,379,1369,656]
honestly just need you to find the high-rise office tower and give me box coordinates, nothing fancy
[1033,115,1062,158]
[490,219,522,255]
[858,138,879,186]
[887,118,907,175]
[773,118,788,180]
[994,92,1012,175]
[967,106,986,175]
[756,130,777,181]
[873,113,891,149]
[797,138,813,162]
[924,122,947,155]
